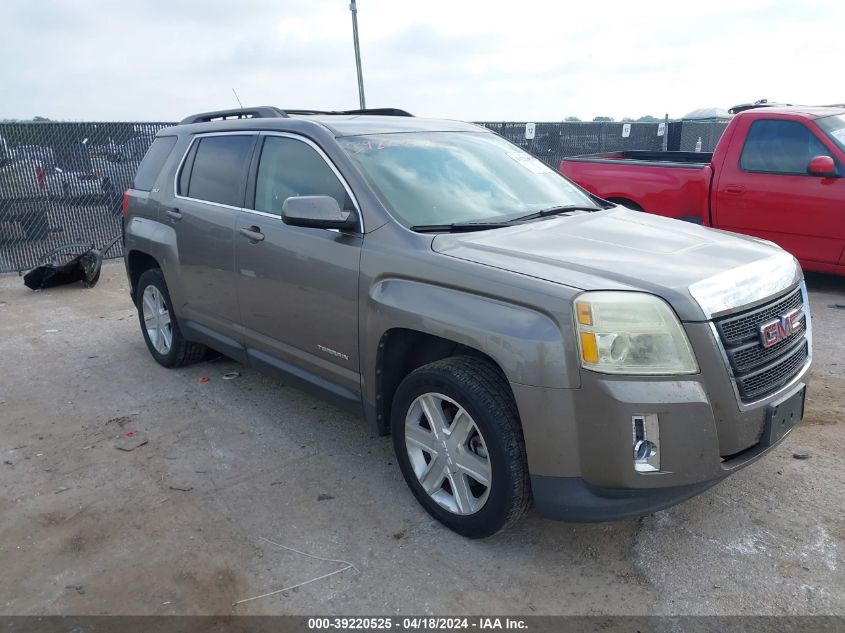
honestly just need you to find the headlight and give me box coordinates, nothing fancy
[574,291,698,375]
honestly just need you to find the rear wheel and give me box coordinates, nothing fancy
[136,268,206,367]
[391,356,530,538]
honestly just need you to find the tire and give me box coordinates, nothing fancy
[135,268,207,368]
[391,356,531,538]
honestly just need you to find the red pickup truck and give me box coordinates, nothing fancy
[560,106,845,276]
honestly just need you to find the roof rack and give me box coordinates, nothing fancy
[180,106,414,124]
[274,107,414,117]
[180,106,289,124]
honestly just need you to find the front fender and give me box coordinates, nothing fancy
[363,278,578,390]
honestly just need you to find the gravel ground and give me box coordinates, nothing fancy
[0,262,842,615]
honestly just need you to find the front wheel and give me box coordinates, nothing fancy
[391,356,531,538]
[135,268,207,367]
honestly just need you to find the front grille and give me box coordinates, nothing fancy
[727,319,806,373]
[735,340,809,401]
[714,287,809,402]
[716,288,803,345]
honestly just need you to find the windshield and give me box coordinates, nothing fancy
[337,132,597,227]
[817,114,845,153]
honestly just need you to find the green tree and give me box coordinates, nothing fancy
[563,116,581,122]
[592,116,614,122]
[636,115,660,122]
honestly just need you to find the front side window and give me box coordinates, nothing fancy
[817,113,845,154]
[740,119,832,174]
[185,135,254,206]
[254,136,349,215]
[337,131,596,228]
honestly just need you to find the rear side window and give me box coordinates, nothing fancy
[740,120,832,174]
[133,136,177,191]
[186,135,254,207]
[254,136,350,215]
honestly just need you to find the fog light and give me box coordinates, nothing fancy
[632,414,660,473]
[634,439,656,461]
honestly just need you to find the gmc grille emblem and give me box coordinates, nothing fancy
[759,308,804,348]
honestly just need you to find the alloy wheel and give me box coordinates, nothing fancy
[142,285,173,355]
[404,392,491,515]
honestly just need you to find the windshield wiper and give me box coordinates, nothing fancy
[508,204,602,223]
[410,221,514,233]
[411,204,604,233]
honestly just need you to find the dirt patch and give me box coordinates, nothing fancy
[59,530,106,555]
[803,373,844,425]
[173,567,243,614]
[39,511,67,528]
[107,415,138,428]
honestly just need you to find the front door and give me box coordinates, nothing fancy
[235,133,362,407]
[713,117,845,271]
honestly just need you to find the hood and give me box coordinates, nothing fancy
[431,208,801,321]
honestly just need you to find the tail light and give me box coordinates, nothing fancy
[121,190,131,217]
[35,164,46,190]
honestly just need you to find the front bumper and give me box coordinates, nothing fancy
[527,381,803,522]
[530,475,722,522]
[511,323,810,521]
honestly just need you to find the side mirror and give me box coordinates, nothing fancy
[807,155,836,177]
[281,195,358,230]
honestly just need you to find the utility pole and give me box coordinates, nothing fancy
[350,1,366,109]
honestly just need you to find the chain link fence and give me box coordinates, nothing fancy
[671,119,731,152]
[0,119,730,274]
[0,122,173,273]
[478,121,669,167]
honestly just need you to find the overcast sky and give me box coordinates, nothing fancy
[2,0,842,122]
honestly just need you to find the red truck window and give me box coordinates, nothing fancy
[739,119,833,175]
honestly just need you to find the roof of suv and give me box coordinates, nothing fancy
[294,114,483,136]
[166,106,484,138]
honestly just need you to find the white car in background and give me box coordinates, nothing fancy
[0,148,51,241]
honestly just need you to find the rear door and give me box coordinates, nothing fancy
[712,116,845,269]
[170,132,256,347]
[234,132,363,408]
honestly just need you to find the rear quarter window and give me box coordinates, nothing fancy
[133,136,177,191]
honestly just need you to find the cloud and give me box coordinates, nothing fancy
[1,0,842,121]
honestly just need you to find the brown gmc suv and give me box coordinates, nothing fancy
[123,106,812,537]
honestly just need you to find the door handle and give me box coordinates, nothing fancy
[723,185,746,196]
[166,208,182,221]
[239,226,265,242]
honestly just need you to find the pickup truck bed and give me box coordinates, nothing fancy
[562,151,714,223]
[565,150,713,167]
